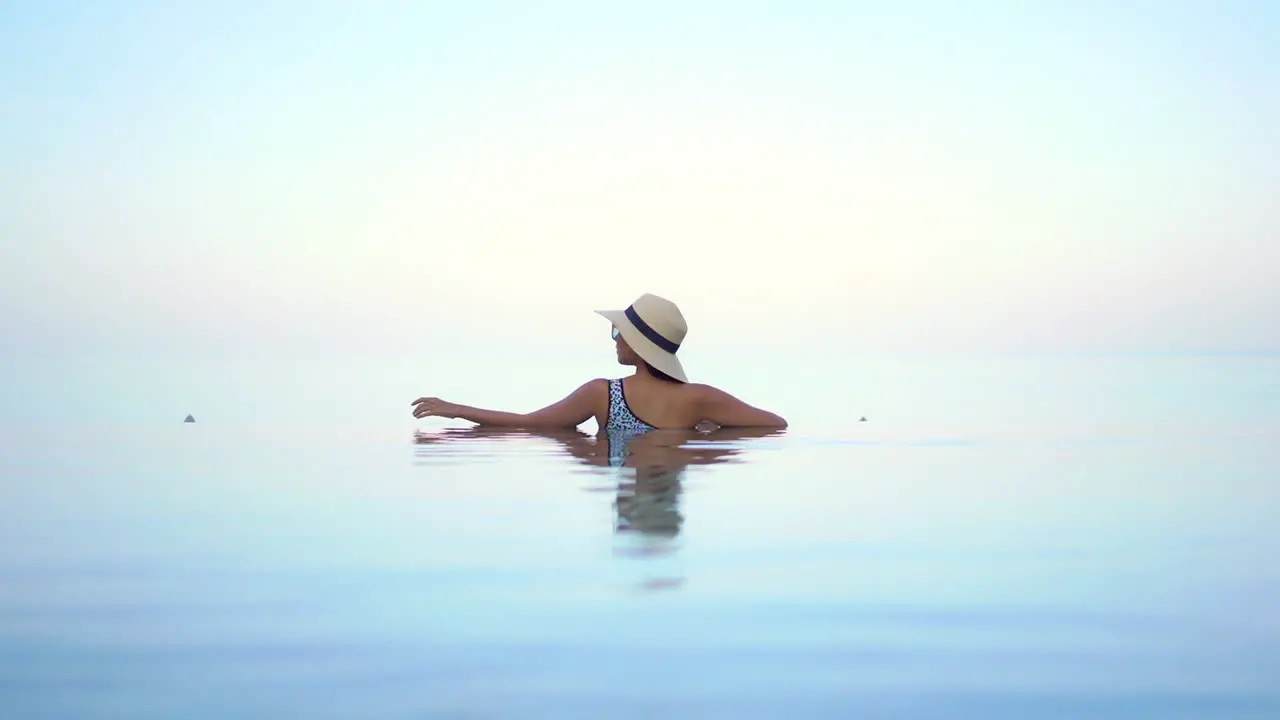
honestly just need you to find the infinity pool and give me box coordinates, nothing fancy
[2,360,1278,718]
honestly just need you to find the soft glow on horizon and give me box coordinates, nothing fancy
[2,1,1277,355]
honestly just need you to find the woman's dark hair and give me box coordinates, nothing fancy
[641,360,683,384]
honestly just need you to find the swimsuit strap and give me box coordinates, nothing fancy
[606,378,656,433]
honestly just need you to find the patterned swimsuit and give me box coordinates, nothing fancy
[605,378,657,433]
[603,379,656,467]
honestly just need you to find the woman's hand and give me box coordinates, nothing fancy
[694,419,722,433]
[411,397,463,419]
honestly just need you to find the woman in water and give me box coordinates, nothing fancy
[410,293,787,431]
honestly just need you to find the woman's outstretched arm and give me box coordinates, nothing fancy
[691,384,788,429]
[411,380,605,429]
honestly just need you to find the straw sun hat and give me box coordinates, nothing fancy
[595,293,689,383]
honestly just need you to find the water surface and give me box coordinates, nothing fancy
[2,355,1278,718]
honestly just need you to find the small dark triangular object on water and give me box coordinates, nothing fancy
[859,417,867,422]
[184,415,195,423]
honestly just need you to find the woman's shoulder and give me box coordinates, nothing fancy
[674,383,756,413]
[676,382,718,400]
[565,378,612,401]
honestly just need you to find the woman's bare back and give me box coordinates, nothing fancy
[607,375,700,430]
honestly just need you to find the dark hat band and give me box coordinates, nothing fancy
[625,305,681,354]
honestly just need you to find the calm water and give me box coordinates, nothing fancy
[2,355,1278,718]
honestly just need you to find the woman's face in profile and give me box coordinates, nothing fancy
[612,326,639,365]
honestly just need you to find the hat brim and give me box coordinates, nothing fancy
[595,309,688,383]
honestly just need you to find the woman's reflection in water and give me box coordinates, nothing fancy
[413,424,782,587]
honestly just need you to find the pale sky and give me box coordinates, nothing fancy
[3,0,1278,356]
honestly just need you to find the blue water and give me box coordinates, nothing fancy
[2,355,1278,718]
